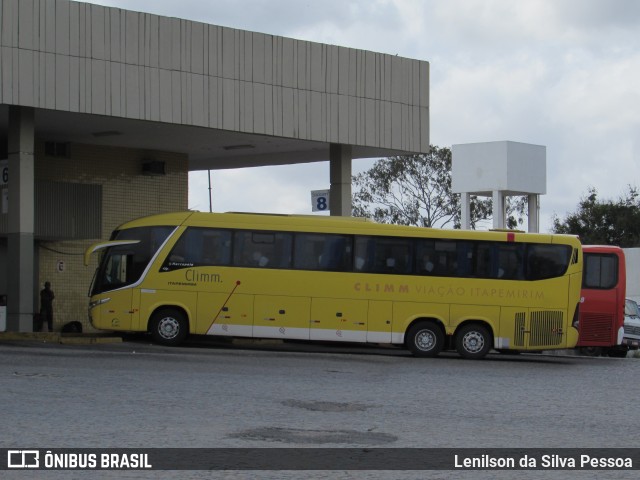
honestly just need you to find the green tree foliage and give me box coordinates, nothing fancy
[552,186,640,247]
[506,196,528,230]
[352,146,526,229]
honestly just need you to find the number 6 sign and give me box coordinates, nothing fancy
[0,160,8,185]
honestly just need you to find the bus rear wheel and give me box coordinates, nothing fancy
[406,321,444,357]
[455,324,492,359]
[150,309,188,346]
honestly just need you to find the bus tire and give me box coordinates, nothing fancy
[150,308,188,346]
[455,323,492,359]
[406,321,444,357]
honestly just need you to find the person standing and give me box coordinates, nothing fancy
[40,281,55,332]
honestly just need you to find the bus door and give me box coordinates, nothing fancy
[253,295,311,340]
[310,298,368,342]
[92,250,135,331]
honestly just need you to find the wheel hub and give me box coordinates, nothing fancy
[158,317,180,339]
[416,330,435,351]
[463,331,484,353]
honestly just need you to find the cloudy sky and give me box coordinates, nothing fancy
[85,0,640,232]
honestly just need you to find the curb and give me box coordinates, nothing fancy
[0,332,122,345]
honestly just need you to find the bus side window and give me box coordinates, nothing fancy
[162,228,231,271]
[416,240,436,275]
[354,237,372,272]
[354,236,412,274]
[319,236,351,271]
[273,233,293,269]
[233,231,292,269]
[382,239,412,274]
[293,234,320,270]
[233,231,254,267]
[496,244,524,280]
[201,229,232,265]
[473,243,492,278]
[234,231,269,267]
[434,240,457,276]
[293,234,352,271]
[526,244,572,280]
[455,242,472,277]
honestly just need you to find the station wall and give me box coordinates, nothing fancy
[0,142,188,331]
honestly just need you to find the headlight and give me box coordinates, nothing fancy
[89,298,111,310]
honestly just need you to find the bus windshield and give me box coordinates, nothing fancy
[91,226,174,295]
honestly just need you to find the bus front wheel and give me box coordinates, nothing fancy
[455,324,492,359]
[406,321,444,357]
[150,309,188,346]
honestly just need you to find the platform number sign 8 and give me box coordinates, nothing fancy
[316,196,327,211]
[311,189,330,212]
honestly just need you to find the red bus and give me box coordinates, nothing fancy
[577,245,628,357]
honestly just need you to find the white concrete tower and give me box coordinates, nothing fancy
[452,141,546,232]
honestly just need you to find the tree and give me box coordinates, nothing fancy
[352,146,526,229]
[552,186,640,247]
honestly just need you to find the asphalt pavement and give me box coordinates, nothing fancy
[1,336,639,480]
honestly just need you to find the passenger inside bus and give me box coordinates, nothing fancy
[251,251,269,267]
[420,254,435,274]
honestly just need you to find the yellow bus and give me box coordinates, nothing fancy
[84,212,582,359]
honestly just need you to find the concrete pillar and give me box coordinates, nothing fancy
[528,194,539,233]
[492,190,505,230]
[329,144,352,216]
[7,106,35,332]
[460,192,470,230]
